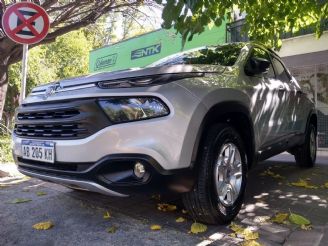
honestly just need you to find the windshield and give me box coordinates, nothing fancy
[149,43,245,67]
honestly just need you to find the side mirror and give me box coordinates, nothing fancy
[245,57,271,76]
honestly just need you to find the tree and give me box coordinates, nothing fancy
[159,0,328,47]
[3,29,91,128]
[0,0,157,119]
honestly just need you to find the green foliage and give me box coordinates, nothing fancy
[0,136,13,163]
[160,0,328,48]
[4,30,92,123]
[44,30,92,79]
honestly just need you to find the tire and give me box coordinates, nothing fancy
[182,124,248,224]
[294,123,317,168]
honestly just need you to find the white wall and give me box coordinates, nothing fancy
[278,31,328,57]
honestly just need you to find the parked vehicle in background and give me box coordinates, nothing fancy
[12,42,317,224]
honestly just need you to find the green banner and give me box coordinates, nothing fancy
[89,22,227,73]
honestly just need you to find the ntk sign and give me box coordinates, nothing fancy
[131,44,161,60]
[2,2,50,44]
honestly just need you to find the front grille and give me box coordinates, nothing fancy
[15,99,111,140]
[14,124,88,139]
[17,109,79,120]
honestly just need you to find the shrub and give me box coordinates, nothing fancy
[0,136,14,163]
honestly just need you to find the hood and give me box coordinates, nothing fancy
[31,64,226,93]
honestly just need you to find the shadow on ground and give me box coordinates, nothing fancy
[1,154,328,245]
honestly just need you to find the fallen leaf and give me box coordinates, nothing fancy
[33,221,54,230]
[289,212,311,226]
[150,224,162,231]
[10,198,32,204]
[290,179,318,189]
[190,222,207,234]
[301,224,312,230]
[253,216,270,224]
[323,182,328,189]
[230,222,244,234]
[157,203,177,212]
[36,191,47,196]
[103,211,111,219]
[230,223,259,240]
[260,169,284,179]
[271,213,289,224]
[107,226,118,233]
[175,217,185,223]
[243,229,259,240]
[181,209,188,214]
[241,240,262,246]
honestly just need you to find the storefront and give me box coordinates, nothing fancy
[88,23,226,73]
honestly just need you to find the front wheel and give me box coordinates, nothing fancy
[294,123,317,168]
[182,124,248,224]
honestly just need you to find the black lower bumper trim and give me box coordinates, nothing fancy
[16,154,195,194]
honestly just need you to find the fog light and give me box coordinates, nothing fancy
[134,162,146,179]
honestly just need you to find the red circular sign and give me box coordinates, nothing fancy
[1,2,50,44]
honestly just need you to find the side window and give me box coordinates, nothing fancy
[247,47,275,78]
[272,57,290,82]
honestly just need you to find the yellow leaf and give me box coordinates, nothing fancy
[289,213,311,226]
[33,221,54,230]
[10,198,32,204]
[157,203,177,212]
[254,216,270,224]
[181,209,188,214]
[301,224,312,230]
[243,229,259,240]
[36,191,47,196]
[150,224,162,231]
[230,222,244,234]
[323,182,328,188]
[190,222,207,234]
[290,179,318,189]
[260,169,284,179]
[103,211,111,219]
[175,217,185,223]
[241,240,262,246]
[271,213,289,224]
[230,223,259,240]
[107,226,118,233]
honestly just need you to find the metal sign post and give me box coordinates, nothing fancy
[20,44,29,103]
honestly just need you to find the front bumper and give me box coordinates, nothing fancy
[15,153,194,196]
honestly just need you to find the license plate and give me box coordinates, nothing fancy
[21,140,55,163]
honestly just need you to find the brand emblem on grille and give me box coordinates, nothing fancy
[44,83,61,99]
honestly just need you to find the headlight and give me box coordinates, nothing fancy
[98,97,169,123]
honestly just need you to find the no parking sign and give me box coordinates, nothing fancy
[1,1,50,103]
[1,2,49,44]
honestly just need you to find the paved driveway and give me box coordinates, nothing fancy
[1,153,328,246]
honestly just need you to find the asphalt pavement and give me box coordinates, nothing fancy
[1,153,328,246]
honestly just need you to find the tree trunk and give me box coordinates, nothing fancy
[0,38,20,121]
[0,61,9,121]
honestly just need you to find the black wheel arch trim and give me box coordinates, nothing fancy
[190,101,256,170]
